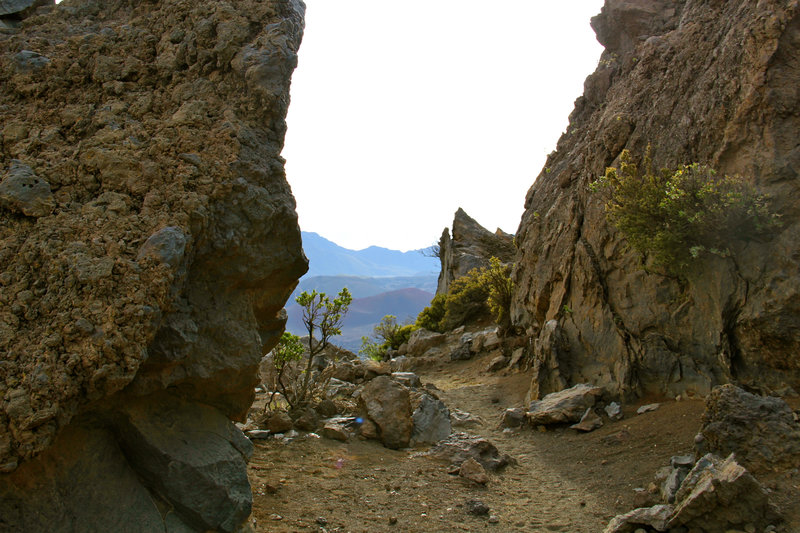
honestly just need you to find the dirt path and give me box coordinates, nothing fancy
[246,351,720,532]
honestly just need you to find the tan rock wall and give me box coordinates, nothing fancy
[513,0,800,400]
[0,0,307,529]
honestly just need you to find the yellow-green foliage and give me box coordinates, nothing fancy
[592,149,780,276]
[360,315,418,360]
[415,293,446,332]
[416,257,514,332]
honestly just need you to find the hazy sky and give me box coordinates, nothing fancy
[284,2,606,252]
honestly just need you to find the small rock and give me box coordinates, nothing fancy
[269,514,282,521]
[466,499,490,516]
[500,407,526,428]
[488,515,500,524]
[451,408,484,429]
[315,399,338,418]
[636,403,660,415]
[604,401,623,421]
[316,517,327,526]
[570,407,603,432]
[245,430,271,440]
[388,516,398,525]
[265,410,293,433]
[0,161,55,217]
[485,354,509,373]
[391,372,421,388]
[459,457,489,485]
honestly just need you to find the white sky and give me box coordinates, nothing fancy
[283,2,606,252]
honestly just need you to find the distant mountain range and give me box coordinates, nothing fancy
[284,233,440,353]
[301,232,438,277]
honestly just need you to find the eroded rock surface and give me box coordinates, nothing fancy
[512,0,800,400]
[0,0,307,530]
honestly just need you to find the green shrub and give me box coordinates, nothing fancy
[360,315,418,360]
[415,293,446,332]
[440,267,490,330]
[416,258,514,333]
[592,149,780,276]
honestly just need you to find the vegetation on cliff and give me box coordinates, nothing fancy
[417,257,513,333]
[592,149,781,276]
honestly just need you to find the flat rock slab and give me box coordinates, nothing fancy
[423,432,513,472]
[527,383,603,425]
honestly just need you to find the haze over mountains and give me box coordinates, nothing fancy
[301,232,438,278]
[286,232,440,351]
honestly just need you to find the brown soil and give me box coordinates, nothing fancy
[247,351,800,532]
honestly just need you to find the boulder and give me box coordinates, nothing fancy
[114,398,254,533]
[0,1,307,530]
[358,376,413,449]
[604,504,674,533]
[411,393,451,445]
[527,384,604,426]
[406,329,447,356]
[425,433,513,472]
[668,454,782,531]
[0,0,48,17]
[290,407,320,432]
[696,384,800,474]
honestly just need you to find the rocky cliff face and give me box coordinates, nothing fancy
[0,0,307,530]
[513,0,800,401]
[437,208,515,295]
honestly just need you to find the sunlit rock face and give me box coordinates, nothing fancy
[437,208,515,295]
[0,0,307,530]
[513,0,800,401]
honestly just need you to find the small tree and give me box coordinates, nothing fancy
[359,315,417,361]
[270,288,352,409]
[268,331,304,409]
[484,257,514,334]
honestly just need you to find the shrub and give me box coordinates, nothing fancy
[592,149,780,276]
[359,315,418,361]
[415,293,446,332]
[416,257,514,333]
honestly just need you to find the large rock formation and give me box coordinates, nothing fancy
[513,0,800,400]
[437,208,515,295]
[0,0,307,530]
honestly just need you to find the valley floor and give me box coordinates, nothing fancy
[247,352,799,532]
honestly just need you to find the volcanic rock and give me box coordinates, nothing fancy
[0,1,307,530]
[512,0,800,400]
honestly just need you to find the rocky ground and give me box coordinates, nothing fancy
[245,350,800,532]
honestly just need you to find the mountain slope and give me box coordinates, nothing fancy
[302,232,438,277]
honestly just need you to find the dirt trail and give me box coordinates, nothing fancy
[246,351,739,532]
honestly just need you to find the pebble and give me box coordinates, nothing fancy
[388,516,398,525]
[269,514,282,521]
[488,515,499,524]
[316,517,327,526]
